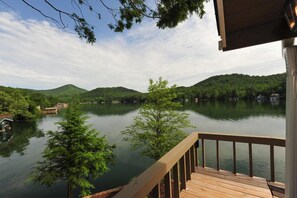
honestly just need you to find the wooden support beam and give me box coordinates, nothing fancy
[270,145,275,182]
[180,156,187,190]
[151,183,161,198]
[186,150,191,180]
[249,143,253,177]
[217,0,227,49]
[233,141,236,174]
[216,140,220,171]
[164,171,172,198]
[202,139,205,167]
[173,163,180,198]
[190,146,195,172]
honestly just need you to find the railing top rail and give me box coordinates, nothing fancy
[198,132,285,147]
[113,132,199,198]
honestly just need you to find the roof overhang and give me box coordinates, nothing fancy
[214,0,297,51]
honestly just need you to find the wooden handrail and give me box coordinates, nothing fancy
[114,132,285,198]
[113,132,199,198]
[199,132,285,182]
[198,132,285,147]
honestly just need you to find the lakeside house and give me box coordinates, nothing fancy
[270,93,280,102]
[0,114,13,143]
[0,115,13,132]
[89,0,296,198]
[43,103,68,115]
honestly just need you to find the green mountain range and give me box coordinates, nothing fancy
[0,73,286,104]
[178,73,286,100]
[80,86,143,103]
[34,84,87,97]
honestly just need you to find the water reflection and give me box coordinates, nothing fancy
[184,100,285,121]
[0,101,286,197]
[82,104,140,116]
[0,121,44,157]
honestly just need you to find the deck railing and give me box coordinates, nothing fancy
[199,133,285,182]
[113,132,285,198]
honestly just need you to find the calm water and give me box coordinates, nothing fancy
[0,101,285,197]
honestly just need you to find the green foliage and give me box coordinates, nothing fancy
[0,91,13,113]
[0,121,44,157]
[178,73,286,101]
[31,104,115,197]
[0,85,58,119]
[8,91,34,120]
[14,0,209,43]
[122,78,193,160]
[80,86,144,104]
[35,84,87,102]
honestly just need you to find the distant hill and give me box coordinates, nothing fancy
[178,73,286,100]
[35,84,87,97]
[0,73,286,104]
[192,73,285,88]
[81,86,143,103]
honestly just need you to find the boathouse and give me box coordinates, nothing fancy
[43,107,58,115]
[0,117,13,132]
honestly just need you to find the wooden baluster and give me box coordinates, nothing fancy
[249,143,253,177]
[202,139,205,167]
[190,146,195,172]
[216,140,220,171]
[180,156,187,190]
[185,150,191,180]
[270,145,275,182]
[164,171,172,198]
[195,141,199,167]
[151,183,161,198]
[173,163,180,198]
[233,141,236,174]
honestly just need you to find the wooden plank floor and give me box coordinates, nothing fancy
[180,167,273,198]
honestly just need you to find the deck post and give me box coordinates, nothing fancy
[151,183,161,198]
[201,139,205,167]
[185,150,191,180]
[248,143,253,177]
[180,156,187,190]
[270,145,275,182]
[173,163,180,198]
[233,141,236,174]
[284,44,297,198]
[216,140,220,171]
[164,171,172,198]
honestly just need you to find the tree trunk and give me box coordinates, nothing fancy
[67,181,73,198]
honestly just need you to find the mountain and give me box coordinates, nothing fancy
[178,73,286,100]
[35,84,87,97]
[81,86,143,103]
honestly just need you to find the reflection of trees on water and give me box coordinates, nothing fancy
[184,101,285,121]
[82,104,140,116]
[0,121,44,157]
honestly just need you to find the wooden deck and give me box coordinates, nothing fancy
[113,133,285,198]
[180,167,273,198]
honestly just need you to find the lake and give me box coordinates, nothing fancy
[0,101,286,197]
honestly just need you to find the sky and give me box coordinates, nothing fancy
[0,1,286,92]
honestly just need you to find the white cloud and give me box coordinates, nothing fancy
[0,2,285,92]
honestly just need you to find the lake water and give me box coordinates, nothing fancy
[0,101,285,197]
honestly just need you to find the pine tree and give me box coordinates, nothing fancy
[122,78,193,160]
[31,104,115,197]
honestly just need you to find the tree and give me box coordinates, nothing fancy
[0,91,13,114]
[1,0,209,43]
[9,91,34,120]
[122,78,193,160]
[31,104,115,198]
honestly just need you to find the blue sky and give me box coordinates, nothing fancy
[0,1,285,92]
